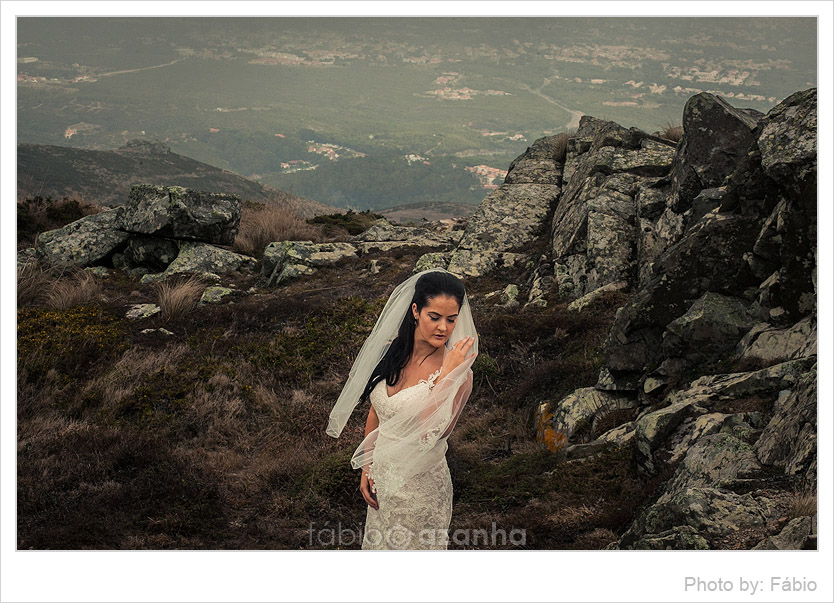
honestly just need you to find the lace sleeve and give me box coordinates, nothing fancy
[419,367,470,450]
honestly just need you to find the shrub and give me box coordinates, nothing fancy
[307,209,384,238]
[17,195,102,247]
[785,486,817,521]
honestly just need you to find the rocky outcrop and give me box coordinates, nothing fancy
[665,94,763,220]
[503,133,566,185]
[445,183,559,278]
[752,515,816,550]
[259,217,462,285]
[753,365,817,484]
[601,89,816,386]
[34,184,254,283]
[353,217,461,248]
[735,315,817,364]
[531,89,816,549]
[536,386,639,447]
[416,133,566,279]
[550,117,677,299]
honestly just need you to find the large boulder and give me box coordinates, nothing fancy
[662,292,760,365]
[612,433,774,549]
[662,356,814,405]
[735,315,817,364]
[665,432,764,492]
[413,251,453,273]
[758,88,817,196]
[752,516,815,550]
[758,89,817,324]
[457,183,560,253]
[446,249,532,279]
[122,184,242,245]
[35,207,130,268]
[536,387,638,451]
[353,218,461,247]
[139,241,256,283]
[612,486,771,549]
[603,210,763,374]
[666,93,763,216]
[753,363,817,484]
[667,412,765,464]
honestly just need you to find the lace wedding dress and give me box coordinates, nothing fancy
[362,367,453,550]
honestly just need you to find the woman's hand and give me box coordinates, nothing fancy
[441,335,477,375]
[360,471,378,510]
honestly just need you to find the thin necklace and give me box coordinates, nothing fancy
[418,345,439,366]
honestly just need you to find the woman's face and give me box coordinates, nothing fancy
[412,295,460,349]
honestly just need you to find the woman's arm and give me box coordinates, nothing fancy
[362,404,379,470]
[359,404,380,510]
[365,404,379,439]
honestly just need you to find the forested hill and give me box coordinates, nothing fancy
[17,139,337,218]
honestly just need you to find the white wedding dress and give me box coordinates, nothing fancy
[362,367,453,550]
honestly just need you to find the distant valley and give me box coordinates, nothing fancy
[17,17,816,212]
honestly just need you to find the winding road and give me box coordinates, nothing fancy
[497,76,584,131]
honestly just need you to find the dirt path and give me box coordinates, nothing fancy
[97,58,183,78]
[523,77,584,130]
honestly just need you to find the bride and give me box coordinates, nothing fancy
[326,268,478,549]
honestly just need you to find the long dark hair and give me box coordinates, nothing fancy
[359,271,466,405]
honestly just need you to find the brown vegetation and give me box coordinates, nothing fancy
[43,268,104,310]
[551,132,570,163]
[233,200,325,259]
[17,242,661,550]
[785,485,816,521]
[154,274,207,322]
[17,262,53,307]
[661,121,684,143]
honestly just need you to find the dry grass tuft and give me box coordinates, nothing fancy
[661,122,684,143]
[786,486,817,521]
[234,201,324,259]
[44,268,103,310]
[154,275,207,322]
[573,527,618,549]
[17,261,54,307]
[551,132,570,163]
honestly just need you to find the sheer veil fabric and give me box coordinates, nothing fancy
[326,268,478,491]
